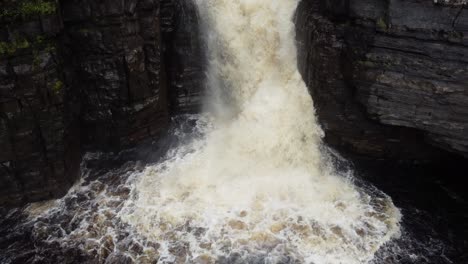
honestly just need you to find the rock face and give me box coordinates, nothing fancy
[0,0,203,206]
[2,0,468,205]
[0,0,260,208]
[296,0,468,159]
[161,0,204,113]
[60,0,169,150]
[0,2,74,205]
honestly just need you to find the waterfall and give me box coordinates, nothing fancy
[122,0,401,263]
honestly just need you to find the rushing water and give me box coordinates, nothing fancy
[120,0,401,263]
[0,1,407,263]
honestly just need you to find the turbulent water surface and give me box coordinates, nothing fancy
[121,0,401,262]
[0,1,408,263]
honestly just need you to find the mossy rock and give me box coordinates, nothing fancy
[0,0,57,22]
[0,38,30,56]
[52,80,64,94]
[376,17,388,31]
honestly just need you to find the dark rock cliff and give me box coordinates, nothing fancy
[61,0,169,151]
[0,0,202,206]
[161,0,204,113]
[2,0,468,206]
[296,0,468,160]
[1,1,74,205]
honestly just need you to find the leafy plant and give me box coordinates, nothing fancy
[0,0,56,21]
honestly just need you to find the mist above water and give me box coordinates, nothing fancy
[121,0,402,263]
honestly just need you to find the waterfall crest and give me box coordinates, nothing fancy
[122,0,401,263]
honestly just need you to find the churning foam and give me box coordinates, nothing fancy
[121,0,401,263]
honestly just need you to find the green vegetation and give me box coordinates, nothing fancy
[0,34,56,57]
[0,38,30,55]
[52,80,64,94]
[376,17,388,30]
[0,0,58,56]
[0,0,56,21]
[32,36,56,66]
[35,35,56,52]
[357,60,376,68]
[78,28,91,34]
[447,30,463,41]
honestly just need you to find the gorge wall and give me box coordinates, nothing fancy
[1,0,74,205]
[1,0,467,206]
[296,0,468,160]
[0,0,202,206]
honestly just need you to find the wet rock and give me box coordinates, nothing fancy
[0,0,181,206]
[0,3,76,206]
[105,252,133,264]
[61,0,169,151]
[270,223,286,233]
[296,0,468,160]
[194,254,215,264]
[161,0,205,113]
[228,220,248,230]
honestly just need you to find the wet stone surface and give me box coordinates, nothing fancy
[0,130,467,264]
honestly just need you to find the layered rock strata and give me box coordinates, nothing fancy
[296,0,468,159]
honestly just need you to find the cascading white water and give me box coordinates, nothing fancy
[121,0,402,263]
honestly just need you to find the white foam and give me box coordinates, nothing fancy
[121,0,402,263]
